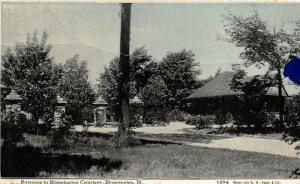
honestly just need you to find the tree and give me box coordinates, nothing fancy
[140,75,171,124]
[289,19,300,55]
[57,55,95,124]
[1,31,59,123]
[223,12,299,122]
[159,49,201,108]
[131,47,159,92]
[230,69,273,130]
[98,57,123,122]
[214,68,222,78]
[117,3,132,144]
[97,47,157,121]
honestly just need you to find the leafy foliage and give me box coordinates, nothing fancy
[284,95,300,139]
[97,48,201,124]
[167,109,190,122]
[159,49,201,107]
[186,115,216,129]
[230,70,273,130]
[1,112,25,148]
[140,75,171,124]
[97,47,159,121]
[131,47,160,92]
[97,57,136,122]
[47,113,74,150]
[57,55,95,124]
[224,12,293,69]
[1,31,59,123]
[224,13,300,122]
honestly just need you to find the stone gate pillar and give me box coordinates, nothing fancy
[129,96,144,126]
[92,96,108,127]
[52,95,67,128]
[4,90,22,123]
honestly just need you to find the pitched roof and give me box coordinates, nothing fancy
[186,71,289,100]
[187,71,243,99]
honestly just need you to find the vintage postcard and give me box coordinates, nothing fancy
[1,1,300,183]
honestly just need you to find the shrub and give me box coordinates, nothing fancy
[80,107,94,124]
[186,115,216,129]
[284,95,300,140]
[224,112,235,124]
[47,113,73,150]
[143,107,169,125]
[19,119,51,135]
[129,105,143,127]
[1,112,25,148]
[232,102,269,131]
[185,116,194,125]
[167,109,190,122]
[215,110,227,124]
[266,113,281,132]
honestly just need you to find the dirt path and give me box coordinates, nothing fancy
[74,122,300,158]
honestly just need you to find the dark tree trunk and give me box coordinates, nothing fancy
[118,3,132,144]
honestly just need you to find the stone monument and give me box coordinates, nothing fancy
[92,96,108,126]
[129,96,144,127]
[4,90,22,123]
[53,95,67,128]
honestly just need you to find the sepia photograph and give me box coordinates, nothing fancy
[1,1,300,179]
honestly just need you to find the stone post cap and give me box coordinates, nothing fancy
[130,96,143,104]
[57,95,67,104]
[93,96,108,106]
[4,90,22,101]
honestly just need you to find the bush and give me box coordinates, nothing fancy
[143,107,169,125]
[215,110,227,124]
[266,113,282,132]
[1,112,25,148]
[167,109,190,122]
[224,112,235,124]
[129,105,143,128]
[232,102,269,131]
[284,95,300,140]
[80,107,94,124]
[186,115,216,129]
[47,113,74,150]
[19,119,51,135]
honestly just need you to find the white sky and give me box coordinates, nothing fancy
[2,3,300,83]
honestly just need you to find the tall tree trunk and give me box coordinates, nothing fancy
[277,67,284,123]
[118,3,132,144]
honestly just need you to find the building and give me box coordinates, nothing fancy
[184,70,296,116]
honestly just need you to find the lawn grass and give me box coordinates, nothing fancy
[54,144,300,178]
[5,133,296,178]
